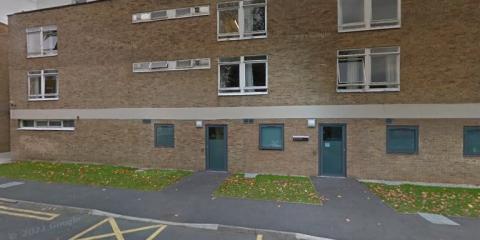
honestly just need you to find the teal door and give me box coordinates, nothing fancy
[206,126,228,171]
[319,125,346,177]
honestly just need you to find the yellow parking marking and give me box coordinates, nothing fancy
[69,217,167,240]
[0,205,59,221]
[257,234,263,240]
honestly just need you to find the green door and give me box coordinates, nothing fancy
[319,125,346,177]
[206,126,228,171]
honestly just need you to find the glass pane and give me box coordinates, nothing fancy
[22,120,34,128]
[388,127,417,153]
[156,125,174,147]
[209,127,224,140]
[29,75,42,96]
[340,0,365,25]
[219,9,239,35]
[63,120,75,128]
[338,57,365,84]
[244,6,265,34]
[43,30,58,53]
[372,0,398,23]
[465,128,480,155]
[220,64,240,88]
[261,126,283,149]
[27,32,41,55]
[245,63,266,92]
[36,121,48,127]
[371,54,398,84]
[48,121,62,127]
[323,127,343,141]
[44,75,58,96]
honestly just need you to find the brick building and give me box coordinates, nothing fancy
[7,0,480,184]
[0,23,9,153]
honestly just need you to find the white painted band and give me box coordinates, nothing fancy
[10,104,480,120]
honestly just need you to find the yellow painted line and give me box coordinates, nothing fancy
[108,218,125,240]
[146,225,167,240]
[257,234,263,240]
[70,217,167,240]
[69,218,110,240]
[0,205,59,221]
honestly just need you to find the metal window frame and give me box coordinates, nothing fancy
[217,0,268,41]
[259,124,284,151]
[154,124,175,148]
[464,126,480,157]
[337,47,400,93]
[26,26,58,58]
[218,55,268,96]
[133,58,211,73]
[18,119,75,131]
[27,69,59,101]
[386,125,419,155]
[338,0,401,33]
[132,5,210,23]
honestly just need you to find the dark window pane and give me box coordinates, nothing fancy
[323,127,343,141]
[260,125,284,150]
[387,126,418,154]
[340,0,365,25]
[220,64,240,88]
[155,125,175,148]
[63,120,75,128]
[464,127,480,156]
[22,120,34,128]
[372,0,398,22]
[219,9,239,35]
[209,127,225,140]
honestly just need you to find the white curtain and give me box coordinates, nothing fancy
[385,55,398,83]
[245,63,254,90]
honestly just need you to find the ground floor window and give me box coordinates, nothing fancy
[259,124,284,150]
[386,126,418,154]
[155,124,175,148]
[19,120,75,131]
[464,127,480,156]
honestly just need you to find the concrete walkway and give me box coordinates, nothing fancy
[0,152,11,164]
[0,172,478,240]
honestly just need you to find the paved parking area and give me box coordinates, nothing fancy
[0,200,282,240]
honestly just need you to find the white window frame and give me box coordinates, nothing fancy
[336,47,400,93]
[217,0,267,41]
[338,0,401,32]
[28,69,59,101]
[26,26,58,58]
[18,120,75,131]
[132,5,210,23]
[133,58,211,73]
[218,55,268,96]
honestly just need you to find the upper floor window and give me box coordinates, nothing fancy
[26,26,58,58]
[132,5,210,23]
[337,47,400,92]
[217,0,267,41]
[338,0,401,32]
[28,70,59,101]
[219,55,268,96]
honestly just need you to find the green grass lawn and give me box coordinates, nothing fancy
[0,161,192,191]
[366,183,480,217]
[215,174,323,205]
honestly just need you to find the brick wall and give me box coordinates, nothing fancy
[10,118,480,184]
[0,23,9,152]
[7,0,480,110]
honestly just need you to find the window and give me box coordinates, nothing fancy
[26,26,58,57]
[217,0,267,40]
[387,126,418,154]
[338,0,400,32]
[259,124,284,150]
[133,58,211,73]
[219,55,268,95]
[132,5,210,23]
[28,70,59,100]
[19,120,75,131]
[337,47,400,92]
[464,127,480,156]
[155,125,175,148]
